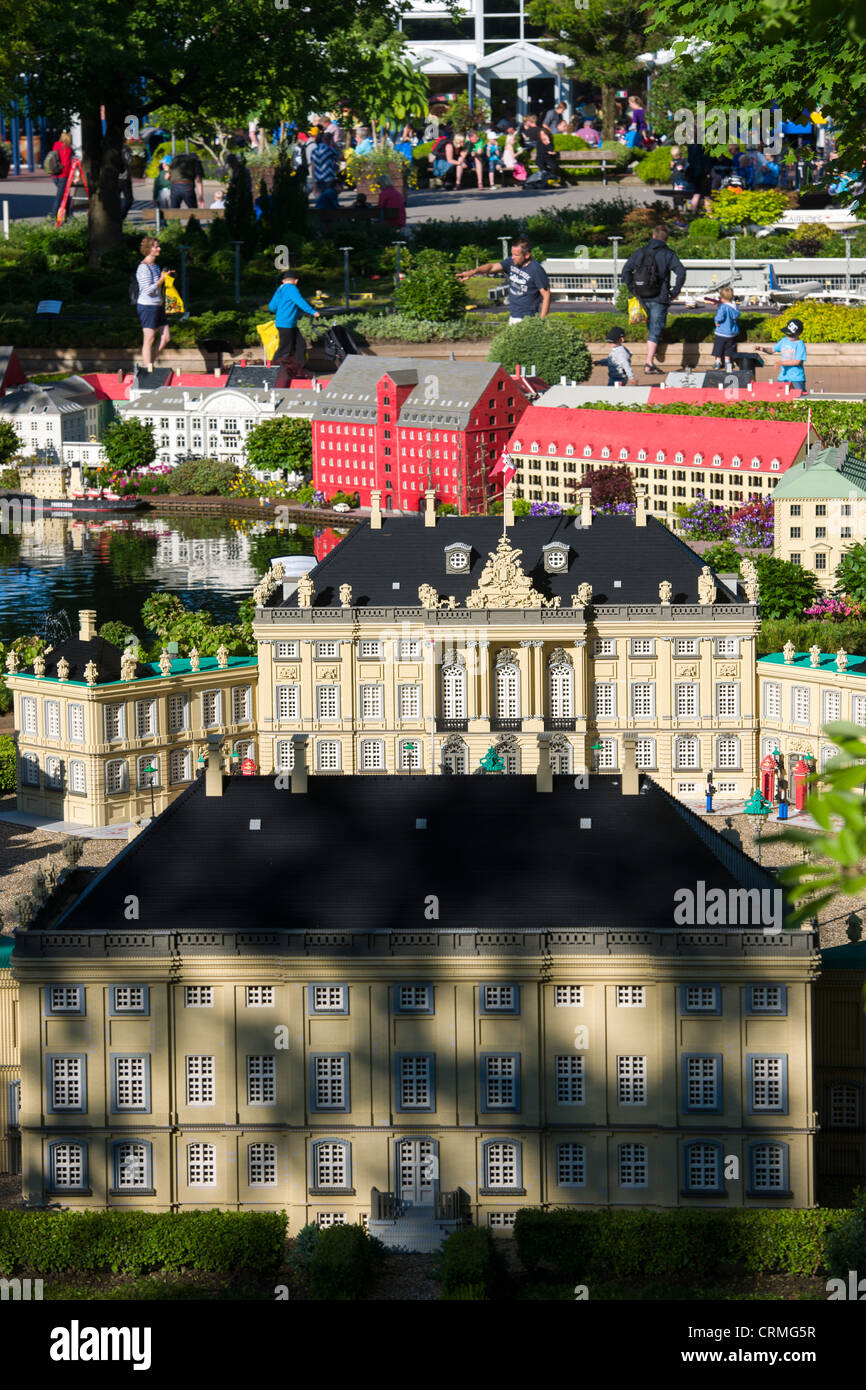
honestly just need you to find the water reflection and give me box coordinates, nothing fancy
[0,512,321,642]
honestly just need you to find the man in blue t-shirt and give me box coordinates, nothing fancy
[269,270,321,367]
[456,236,551,323]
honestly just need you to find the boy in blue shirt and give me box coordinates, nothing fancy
[706,286,741,369]
[597,326,635,385]
[269,270,320,368]
[759,317,807,389]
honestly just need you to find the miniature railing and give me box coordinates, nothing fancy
[436,1188,467,1222]
[545,717,576,732]
[437,718,469,732]
[370,1188,406,1221]
[490,717,522,732]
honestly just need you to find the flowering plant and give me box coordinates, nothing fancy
[343,147,415,195]
[803,595,864,620]
[529,500,563,516]
[592,501,636,516]
[676,494,730,540]
[729,496,774,549]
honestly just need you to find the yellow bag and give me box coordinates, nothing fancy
[163,272,185,315]
[256,319,280,363]
[628,295,646,324]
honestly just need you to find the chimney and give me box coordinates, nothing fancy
[78,609,97,642]
[503,482,515,528]
[635,485,647,527]
[370,489,383,529]
[560,375,567,386]
[214,366,220,378]
[530,363,536,376]
[621,734,639,796]
[291,734,309,794]
[514,363,522,378]
[424,489,436,527]
[183,391,190,407]
[579,487,592,527]
[205,734,224,797]
[536,734,553,794]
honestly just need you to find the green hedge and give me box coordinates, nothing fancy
[308,1222,377,1300]
[513,1208,848,1280]
[0,733,15,793]
[0,1209,287,1276]
[440,1226,503,1297]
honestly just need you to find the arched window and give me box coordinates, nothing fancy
[675,451,684,463]
[312,1139,351,1189]
[748,1142,788,1193]
[592,738,617,770]
[442,738,468,775]
[770,457,781,471]
[550,738,572,775]
[601,445,611,458]
[548,663,574,719]
[234,740,254,763]
[441,663,467,719]
[712,453,722,466]
[496,740,521,774]
[716,735,740,768]
[482,1139,522,1189]
[637,448,647,461]
[48,1140,87,1192]
[565,443,574,456]
[45,755,63,789]
[732,454,742,467]
[683,1141,723,1193]
[656,450,665,462]
[21,752,40,786]
[399,740,422,770]
[111,1139,152,1191]
[531,441,539,452]
[693,453,703,465]
[360,739,385,770]
[583,444,592,457]
[619,447,628,460]
[548,442,557,454]
[495,663,520,718]
[675,736,700,769]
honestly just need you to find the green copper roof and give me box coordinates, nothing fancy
[140,656,257,678]
[0,938,13,969]
[758,651,866,676]
[821,941,866,969]
[772,445,866,499]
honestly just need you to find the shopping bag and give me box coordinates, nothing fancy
[512,162,527,182]
[628,295,646,324]
[256,319,280,363]
[163,272,185,315]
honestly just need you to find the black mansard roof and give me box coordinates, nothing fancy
[266,514,740,610]
[27,773,785,943]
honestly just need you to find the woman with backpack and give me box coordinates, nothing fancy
[47,132,73,221]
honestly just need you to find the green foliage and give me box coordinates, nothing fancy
[139,590,254,657]
[772,724,866,924]
[488,315,592,385]
[701,540,747,574]
[307,1223,377,1300]
[757,616,866,659]
[0,734,16,794]
[0,1210,287,1276]
[453,244,493,272]
[689,217,721,240]
[167,458,239,496]
[635,145,672,183]
[0,465,20,489]
[0,420,20,471]
[107,530,159,583]
[825,1189,866,1280]
[710,189,790,226]
[440,1226,504,1297]
[102,417,156,473]
[835,541,866,604]
[97,620,136,649]
[513,1207,848,1280]
[395,249,468,322]
[440,93,491,133]
[245,418,312,475]
[752,554,820,620]
[441,1282,487,1300]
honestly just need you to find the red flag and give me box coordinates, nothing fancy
[490,450,515,487]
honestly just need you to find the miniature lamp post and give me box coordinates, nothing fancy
[145,761,157,820]
[404,740,418,776]
[744,788,773,863]
[197,751,206,774]
[393,241,407,295]
[231,750,240,775]
[231,242,243,305]
[499,236,510,262]
[705,772,717,815]
[608,237,622,306]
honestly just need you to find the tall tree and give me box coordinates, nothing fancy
[649,0,866,163]
[0,0,406,262]
[526,0,658,137]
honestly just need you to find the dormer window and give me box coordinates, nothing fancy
[565,443,574,456]
[548,443,557,454]
[732,455,742,467]
[444,542,472,574]
[750,456,761,469]
[512,440,522,451]
[712,454,722,466]
[675,452,684,464]
[619,447,628,460]
[693,453,703,465]
[583,445,592,457]
[601,446,610,458]
[542,542,570,574]
[637,449,647,461]
[656,450,665,462]
[770,457,780,470]
[531,441,539,453]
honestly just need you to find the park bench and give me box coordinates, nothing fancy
[557,148,629,186]
[130,206,225,230]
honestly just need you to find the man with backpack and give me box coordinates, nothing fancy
[46,132,73,221]
[168,150,205,209]
[621,224,686,375]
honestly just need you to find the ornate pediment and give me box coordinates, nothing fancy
[464,534,559,610]
[548,647,572,667]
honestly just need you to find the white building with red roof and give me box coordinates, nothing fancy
[505,407,813,516]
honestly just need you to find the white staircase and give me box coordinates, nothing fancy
[368,1187,466,1252]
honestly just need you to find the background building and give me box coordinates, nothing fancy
[506,407,811,516]
[757,648,866,777]
[814,936,866,1207]
[118,385,317,467]
[9,764,818,1231]
[253,506,760,802]
[771,443,866,586]
[0,378,111,465]
[0,938,20,1177]
[5,610,258,829]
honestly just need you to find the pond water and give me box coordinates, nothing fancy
[0,511,349,645]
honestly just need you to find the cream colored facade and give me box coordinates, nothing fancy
[11,934,818,1217]
[773,494,866,587]
[5,613,258,828]
[254,550,760,802]
[511,454,788,518]
[0,948,20,1174]
[757,649,866,776]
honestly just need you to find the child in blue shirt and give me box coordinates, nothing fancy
[597,326,635,385]
[706,286,741,369]
[485,130,503,188]
[760,317,807,388]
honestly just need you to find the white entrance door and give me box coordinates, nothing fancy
[397,1139,436,1207]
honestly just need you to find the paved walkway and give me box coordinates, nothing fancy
[0,808,136,839]
[401,177,647,224]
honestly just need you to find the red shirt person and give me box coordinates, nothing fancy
[50,132,74,221]
[378,174,406,228]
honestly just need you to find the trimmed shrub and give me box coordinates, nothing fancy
[635,145,672,184]
[488,315,592,385]
[689,218,721,240]
[395,248,468,322]
[513,1208,847,1281]
[0,733,16,794]
[307,1223,377,1300]
[440,1226,504,1297]
[0,1210,287,1276]
[825,1190,866,1279]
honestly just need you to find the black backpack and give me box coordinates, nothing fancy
[430,135,449,158]
[128,273,139,307]
[630,243,665,300]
